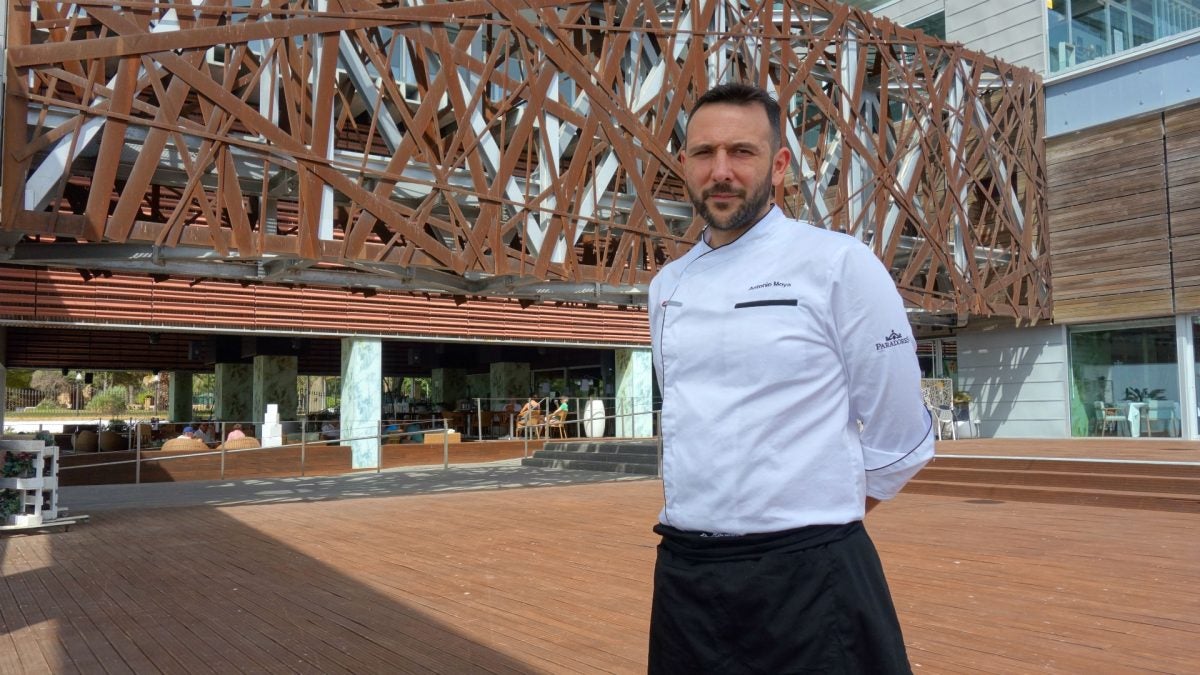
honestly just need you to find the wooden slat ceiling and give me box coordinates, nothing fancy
[2,0,1048,323]
[0,266,651,348]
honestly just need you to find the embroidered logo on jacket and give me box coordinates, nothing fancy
[875,330,911,351]
[747,280,792,291]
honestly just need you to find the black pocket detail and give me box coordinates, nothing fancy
[733,299,798,309]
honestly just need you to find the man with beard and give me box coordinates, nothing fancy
[647,83,934,673]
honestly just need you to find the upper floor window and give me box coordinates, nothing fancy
[907,11,946,40]
[1049,0,1200,74]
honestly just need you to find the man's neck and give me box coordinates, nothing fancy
[703,205,774,249]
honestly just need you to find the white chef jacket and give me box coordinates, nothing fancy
[649,206,934,535]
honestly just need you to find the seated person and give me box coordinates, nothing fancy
[226,423,246,441]
[193,423,214,444]
[177,425,197,440]
[321,420,339,440]
[518,395,539,421]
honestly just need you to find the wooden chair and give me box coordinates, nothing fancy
[517,411,543,438]
[1094,401,1126,436]
[546,409,568,438]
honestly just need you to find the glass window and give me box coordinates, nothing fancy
[1069,321,1180,437]
[1049,0,1200,74]
[907,12,946,40]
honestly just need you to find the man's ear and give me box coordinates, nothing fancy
[771,146,792,186]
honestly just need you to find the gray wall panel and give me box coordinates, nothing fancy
[957,324,1071,438]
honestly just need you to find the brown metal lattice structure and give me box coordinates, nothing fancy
[1,0,1048,322]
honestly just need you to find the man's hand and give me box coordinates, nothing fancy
[866,497,881,513]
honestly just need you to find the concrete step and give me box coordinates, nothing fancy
[521,456,659,476]
[533,450,659,466]
[542,440,659,456]
[916,466,1200,495]
[903,479,1200,513]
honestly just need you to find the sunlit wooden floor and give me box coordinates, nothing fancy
[2,473,1198,673]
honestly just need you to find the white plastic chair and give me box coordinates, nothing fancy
[929,405,956,441]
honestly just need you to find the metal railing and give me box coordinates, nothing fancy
[55,407,666,482]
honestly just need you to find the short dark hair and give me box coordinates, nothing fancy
[688,83,783,150]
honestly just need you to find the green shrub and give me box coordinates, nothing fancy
[34,398,61,410]
[86,386,128,415]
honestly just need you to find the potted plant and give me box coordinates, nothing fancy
[98,418,130,452]
[952,391,972,421]
[2,451,37,478]
[1124,387,1166,402]
[0,489,22,521]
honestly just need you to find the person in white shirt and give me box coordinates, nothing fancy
[647,83,934,673]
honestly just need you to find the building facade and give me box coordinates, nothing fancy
[1,2,1048,441]
[866,0,1200,438]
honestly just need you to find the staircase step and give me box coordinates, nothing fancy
[931,456,1200,478]
[533,450,658,465]
[522,457,659,475]
[903,479,1200,513]
[916,467,1200,495]
[542,440,659,456]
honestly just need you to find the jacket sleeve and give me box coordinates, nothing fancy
[829,242,934,500]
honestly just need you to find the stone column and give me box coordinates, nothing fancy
[489,362,531,406]
[214,363,253,424]
[252,355,298,424]
[168,372,194,423]
[615,348,653,437]
[431,367,468,408]
[341,337,381,469]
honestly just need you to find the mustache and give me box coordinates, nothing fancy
[703,183,745,199]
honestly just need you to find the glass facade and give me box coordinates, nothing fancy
[1048,0,1200,73]
[1069,321,1181,437]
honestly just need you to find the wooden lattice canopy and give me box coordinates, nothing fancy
[1,0,1049,323]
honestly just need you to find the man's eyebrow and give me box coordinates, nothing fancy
[687,140,760,152]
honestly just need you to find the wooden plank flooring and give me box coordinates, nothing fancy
[2,478,1198,673]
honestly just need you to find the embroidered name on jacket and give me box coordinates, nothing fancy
[747,280,792,291]
[875,329,911,351]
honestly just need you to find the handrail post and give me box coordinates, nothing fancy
[377,420,383,474]
[300,420,307,477]
[135,422,142,485]
[476,397,483,439]
[442,419,450,470]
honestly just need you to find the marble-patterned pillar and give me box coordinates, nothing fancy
[489,362,531,408]
[616,348,653,437]
[214,363,253,423]
[341,337,381,469]
[168,371,194,423]
[431,368,468,408]
[252,355,298,424]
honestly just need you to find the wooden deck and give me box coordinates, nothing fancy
[2,477,1198,673]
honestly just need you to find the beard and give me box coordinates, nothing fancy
[687,175,774,233]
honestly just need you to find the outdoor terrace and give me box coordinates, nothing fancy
[2,439,1198,673]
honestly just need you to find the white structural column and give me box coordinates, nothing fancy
[615,348,653,438]
[340,337,381,469]
[1175,315,1197,440]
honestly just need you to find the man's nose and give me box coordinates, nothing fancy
[711,149,735,181]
